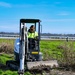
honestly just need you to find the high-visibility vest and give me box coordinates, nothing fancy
[28,32,38,38]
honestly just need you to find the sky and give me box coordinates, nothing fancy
[0,0,75,34]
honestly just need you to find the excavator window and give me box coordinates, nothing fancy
[28,38,38,50]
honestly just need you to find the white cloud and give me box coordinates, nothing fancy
[1,2,50,8]
[57,11,69,16]
[14,4,34,8]
[14,4,48,8]
[0,26,11,29]
[0,25,19,32]
[0,2,35,8]
[0,2,12,7]
[44,19,75,22]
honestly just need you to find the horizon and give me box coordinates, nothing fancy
[0,0,75,34]
[0,31,75,35]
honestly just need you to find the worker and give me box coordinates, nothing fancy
[28,25,38,49]
[28,25,38,39]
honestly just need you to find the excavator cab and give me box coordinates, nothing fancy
[19,19,42,62]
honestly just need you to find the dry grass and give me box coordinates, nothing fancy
[57,41,75,67]
[0,43,14,54]
[0,39,14,54]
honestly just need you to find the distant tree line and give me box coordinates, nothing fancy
[0,32,19,35]
[41,33,75,37]
[0,32,75,37]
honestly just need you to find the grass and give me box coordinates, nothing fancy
[0,38,14,54]
[40,40,75,65]
[0,70,31,75]
[0,39,75,75]
[0,38,14,45]
[0,70,17,75]
[40,40,65,60]
[0,54,14,64]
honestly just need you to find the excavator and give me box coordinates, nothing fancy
[6,19,58,75]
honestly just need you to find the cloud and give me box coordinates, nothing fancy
[0,2,36,8]
[0,2,12,7]
[14,4,49,8]
[14,4,34,8]
[44,19,75,22]
[2,1,54,8]
[57,12,69,16]
[0,25,17,29]
[0,25,19,32]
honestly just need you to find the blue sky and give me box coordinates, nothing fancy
[0,0,75,34]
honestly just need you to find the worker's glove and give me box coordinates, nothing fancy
[34,36,39,41]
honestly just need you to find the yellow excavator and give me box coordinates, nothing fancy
[6,19,58,75]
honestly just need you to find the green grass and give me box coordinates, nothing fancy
[0,54,14,64]
[40,40,65,60]
[0,70,31,75]
[0,53,32,75]
[40,40,75,65]
[0,39,15,45]
[0,70,17,75]
[0,39,75,75]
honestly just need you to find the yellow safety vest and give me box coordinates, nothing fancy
[28,32,38,38]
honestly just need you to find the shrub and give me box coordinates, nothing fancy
[0,43,14,54]
[57,42,75,66]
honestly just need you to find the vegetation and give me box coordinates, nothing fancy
[40,40,75,65]
[0,39,14,53]
[0,39,75,75]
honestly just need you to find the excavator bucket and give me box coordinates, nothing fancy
[27,60,58,70]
